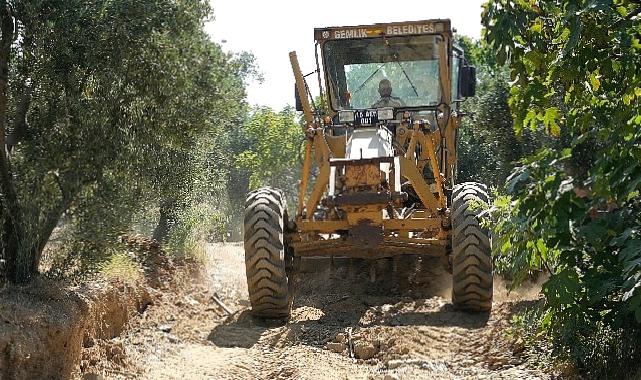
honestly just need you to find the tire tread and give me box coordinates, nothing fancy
[244,187,292,318]
[451,182,493,312]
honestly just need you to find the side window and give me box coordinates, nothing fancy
[451,55,461,103]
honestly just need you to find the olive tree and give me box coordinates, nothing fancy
[0,0,252,283]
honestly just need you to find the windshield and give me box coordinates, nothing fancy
[323,35,441,110]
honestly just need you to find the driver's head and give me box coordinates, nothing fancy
[378,79,393,97]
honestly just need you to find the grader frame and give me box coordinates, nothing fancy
[243,19,492,319]
[290,20,460,258]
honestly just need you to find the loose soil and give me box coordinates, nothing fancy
[88,243,554,380]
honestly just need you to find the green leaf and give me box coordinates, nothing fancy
[543,107,561,137]
[524,50,543,70]
[561,20,582,59]
[530,19,543,33]
[523,109,538,131]
[506,167,531,194]
[543,269,580,308]
[623,282,641,303]
[536,238,549,259]
[612,60,621,73]
[620,240,641,262]
[589,73,601,92]
[611,229,636,247]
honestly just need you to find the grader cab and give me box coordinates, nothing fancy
[243,19,492,318]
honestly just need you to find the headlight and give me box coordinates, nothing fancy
[377,107,394,120]
[338,110,354,123]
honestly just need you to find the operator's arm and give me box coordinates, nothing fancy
[370,98,384,108]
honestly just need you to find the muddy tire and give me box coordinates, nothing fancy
[451,182,493,312]
[243,187,292,319]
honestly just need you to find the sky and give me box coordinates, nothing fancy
[205,0,485,110]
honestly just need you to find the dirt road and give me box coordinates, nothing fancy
[102,243,550,379]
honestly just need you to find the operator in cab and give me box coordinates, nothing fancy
[371,78,405,108]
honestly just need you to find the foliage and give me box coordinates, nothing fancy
[506,304,553,368]
[458,78,535,187]
[99,252,143,282]
[483,0,641,376]
[217,106,302,239]
[235,106,303,193]
[510,301,641,378]
[0,0,253,283]
[455,36,537,188]
[163,202,221,260]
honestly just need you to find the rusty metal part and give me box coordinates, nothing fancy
[346,220,384,249]
[292,237,448,259]
[322,191,407,207]
[344,163,380,189]
[297,217,442,234]
[330,156,394,166]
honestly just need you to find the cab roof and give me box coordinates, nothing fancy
[314,19,452,42]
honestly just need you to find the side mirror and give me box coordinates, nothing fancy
[459,65,477,98]
[294,84,303,112]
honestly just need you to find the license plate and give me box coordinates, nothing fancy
[353,109,379,126]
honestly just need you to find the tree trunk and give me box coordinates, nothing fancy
[152,200,177,243]
[0,4,33,283]
[34,184,80,272]
[6,84,32,152]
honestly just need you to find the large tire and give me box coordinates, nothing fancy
[451,182,493,312]
[243,187,292,318]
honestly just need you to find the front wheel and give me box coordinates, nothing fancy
[243,187,292,319]
[450,182,493,312]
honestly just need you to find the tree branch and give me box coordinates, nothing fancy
[36,187,78,256]
[612,5,641,28]
[6,83,32,152]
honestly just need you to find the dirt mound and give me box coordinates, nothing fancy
[4,242,555,379]
[132,244,554,380]
[239,260,547,379]
[0,277,152,379]
[0,234,177,380]
[0,278,87,379]
[78,279,155,376]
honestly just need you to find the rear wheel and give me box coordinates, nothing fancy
[243,187,293,318]
[451,182,493,312]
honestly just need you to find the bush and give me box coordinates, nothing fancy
[483,0,641,376]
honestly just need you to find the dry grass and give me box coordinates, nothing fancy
[98,253,143,282]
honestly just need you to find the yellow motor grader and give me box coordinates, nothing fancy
[244,19,492,318]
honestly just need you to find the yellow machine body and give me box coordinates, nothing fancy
[289,19,467,260]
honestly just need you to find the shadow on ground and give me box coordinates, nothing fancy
[207,309,282,348]
[207,257,504,350]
